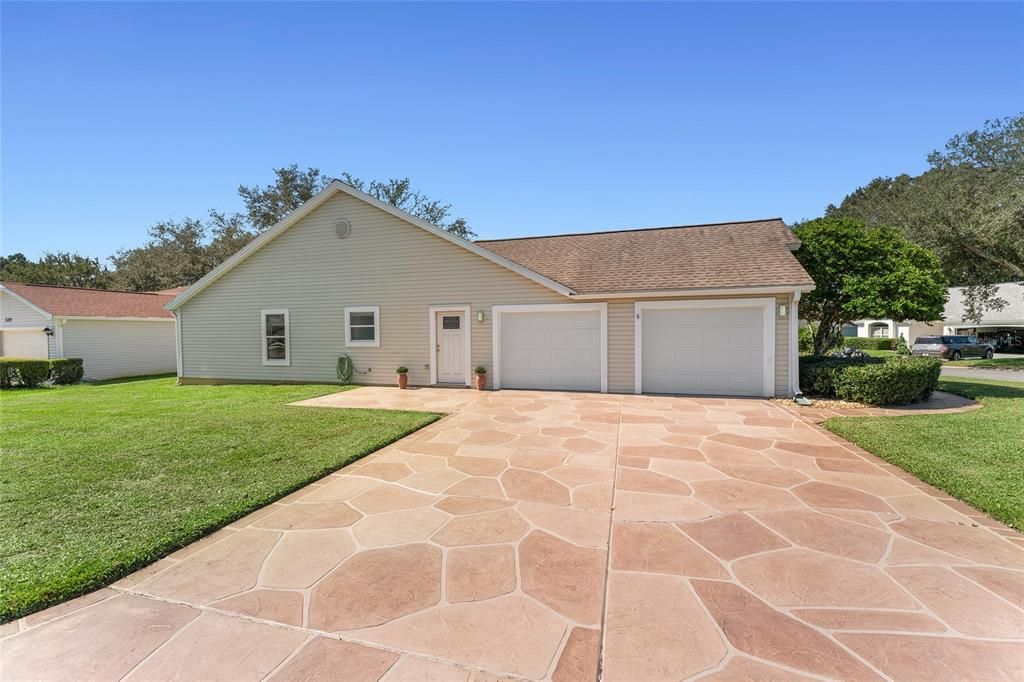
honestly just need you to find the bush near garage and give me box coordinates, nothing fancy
[0,358,85,389]
[799,355,941,405]
[50,359,85,385]
[840,337,897,351]
[0,359,52,388]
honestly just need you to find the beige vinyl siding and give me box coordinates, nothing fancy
[61,319,177,380]
[179,193,566,386]
[177,192,795,396]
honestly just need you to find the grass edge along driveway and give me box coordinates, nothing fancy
[824,377,1024,531]
[0,378,440,622]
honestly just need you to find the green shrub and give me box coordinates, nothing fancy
[50,358,84,385]
[841,336,896,351]
[798,325,815,354]
[799,355,883,396]
[833,357,941,405]
[895,336,911,356]
[0,358,51,388]
[799,355,940,405]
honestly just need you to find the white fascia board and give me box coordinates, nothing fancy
[56,316,175,322]
[167,181,575,311]
[0,285,53,319]
[570,284,815,300]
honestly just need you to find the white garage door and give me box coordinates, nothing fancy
[497,306,604,391]
[639,300,773,397]
[1,329,49,359]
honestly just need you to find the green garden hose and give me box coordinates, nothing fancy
[337,354,354,383]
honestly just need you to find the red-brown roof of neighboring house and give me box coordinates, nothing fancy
[1,282,176,319]
[476,218,813,294]
[151,286,189,296]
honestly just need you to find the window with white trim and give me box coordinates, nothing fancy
[261,309,290,365]
[345,306,380,347]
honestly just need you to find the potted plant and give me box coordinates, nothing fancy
[473,366,487,391]
[396,366,409,389]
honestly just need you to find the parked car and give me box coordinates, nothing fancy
[912,335,994,360]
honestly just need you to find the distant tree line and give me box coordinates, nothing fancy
[1,166,475,292]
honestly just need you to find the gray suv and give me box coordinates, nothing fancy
[912,335,994,360]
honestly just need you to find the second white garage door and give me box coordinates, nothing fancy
[494,304,606,392]
[637,299,774,397]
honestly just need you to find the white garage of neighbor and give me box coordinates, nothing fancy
[635,299,775,397]
[492,303,607,392]
[0,282,179,381]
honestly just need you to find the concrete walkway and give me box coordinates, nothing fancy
[3,388,1022,681]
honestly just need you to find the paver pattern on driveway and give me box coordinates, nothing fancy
[3,388,1023,681]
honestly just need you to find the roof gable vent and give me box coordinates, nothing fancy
[335,219,352,239]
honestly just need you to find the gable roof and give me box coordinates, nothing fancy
[1,282,175,319]
[167,180,575,310]
[476,219,813,295]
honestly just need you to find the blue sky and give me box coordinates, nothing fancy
[2,2,1022,262]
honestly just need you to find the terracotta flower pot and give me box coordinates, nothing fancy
[474,373,486,390]
[397,373,408,389]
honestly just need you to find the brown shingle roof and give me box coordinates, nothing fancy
[1,282,175,319]
[476,218,813,294]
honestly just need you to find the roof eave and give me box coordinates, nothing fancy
[569,283,816,300]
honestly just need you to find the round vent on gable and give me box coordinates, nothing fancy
[335,219,352,239]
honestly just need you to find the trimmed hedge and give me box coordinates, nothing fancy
[840,337,897,351]
[0,358,84,389]
[799,355,941,406]
[50,358,85,385]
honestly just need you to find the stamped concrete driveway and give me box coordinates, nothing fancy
[3,388,1023,681]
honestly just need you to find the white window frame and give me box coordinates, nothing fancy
[345,306,380,348]
[634,298,775,397]
[261,309,290,366]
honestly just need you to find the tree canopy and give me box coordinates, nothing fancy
[795,217,948,355]
[828,114,1023,321]
[0,252,112,289]
[3,166,474,292]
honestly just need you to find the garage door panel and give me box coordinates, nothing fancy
[641,303,770,397]
[499,309,603,392]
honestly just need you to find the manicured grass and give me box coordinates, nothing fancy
[863,349,897,358]
[0,378,439,622]
[946,357,1024,369]
[824,377,1024,530]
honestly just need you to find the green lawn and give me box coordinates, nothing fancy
[946,357,1024,369]
[0,378,439,622]
[824,377,1024,530]
[863,349,897,358]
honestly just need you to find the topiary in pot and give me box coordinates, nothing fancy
[396,366,409,389]
[473,366,487,391]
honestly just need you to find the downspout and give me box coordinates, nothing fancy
[173,310,183,383]
[790,290,802,397]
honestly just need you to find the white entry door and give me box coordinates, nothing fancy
[436,311,467,383]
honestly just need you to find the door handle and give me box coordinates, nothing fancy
[436,344,440,352]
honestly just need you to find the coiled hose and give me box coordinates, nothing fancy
[337,354,354,383]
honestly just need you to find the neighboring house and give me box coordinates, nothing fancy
[843,319,943,342]
[847,281,1024,351]
[167,180,815,398]
[0,283,177,380]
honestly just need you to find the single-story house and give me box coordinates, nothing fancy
[846,281,1023,351]
[167,180,815,398]
[0,282,177,379]
[842,319,943,342]
[941,282,1024,352]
